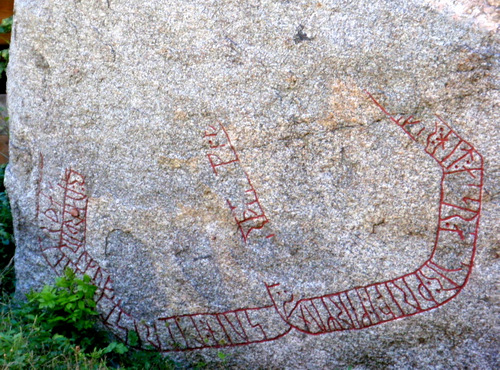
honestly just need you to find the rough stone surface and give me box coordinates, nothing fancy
[7,0,499,368]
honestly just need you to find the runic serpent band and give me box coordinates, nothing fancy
[36,92,484,351]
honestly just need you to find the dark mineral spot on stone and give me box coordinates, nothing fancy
[33,51,50,70]
[293,24,314,44]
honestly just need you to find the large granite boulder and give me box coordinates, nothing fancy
[7,0,499,367]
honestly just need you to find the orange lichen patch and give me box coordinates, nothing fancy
[319,78,381,129]
[157,155,199,171]
[173,110,189,121]
[424,0,499,32]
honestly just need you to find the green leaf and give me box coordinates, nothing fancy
[114,342,128,354]
[128,330,139,347]
[217,351,228,360]
[0,17,12,34]
[103,341,128,355]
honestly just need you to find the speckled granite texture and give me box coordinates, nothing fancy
[7,0,499,368]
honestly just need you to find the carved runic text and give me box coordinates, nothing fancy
[37,92,484,350]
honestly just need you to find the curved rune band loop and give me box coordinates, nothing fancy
[36,92,484,351]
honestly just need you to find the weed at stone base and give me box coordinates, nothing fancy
[0,162,226,369]
[0,268,182,369]
[0,163,14,298]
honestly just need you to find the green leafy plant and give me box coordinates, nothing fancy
[0,268,183,369]
[25,268,100,336]
[0,163,14,297]
[0,165,12,244]
[0,16,12,78]
[0,268,111,368]
[217,351,230,368]
[0,16,12,34]
[0,162,218,368]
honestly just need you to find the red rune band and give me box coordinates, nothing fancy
[36,92,484,350]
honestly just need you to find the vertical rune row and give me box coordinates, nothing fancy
[264,93,483,334]
[37,92,484,350]
[37,161,163,349]
[203,123,274,242]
